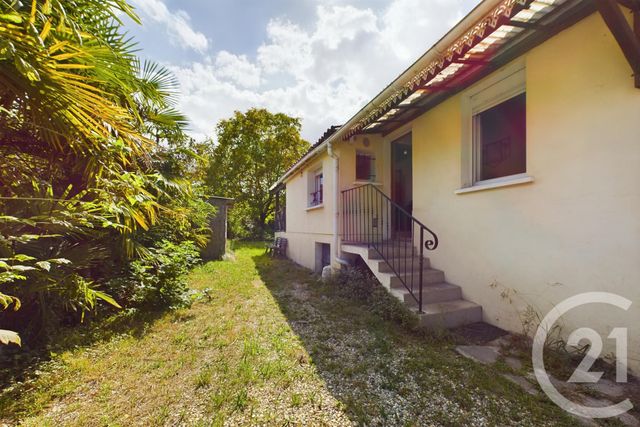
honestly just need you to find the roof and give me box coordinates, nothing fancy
[301,125,342,162]
[270,125,341,191]
[272,0,596,190]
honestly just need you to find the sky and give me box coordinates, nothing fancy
[123,0,481,142]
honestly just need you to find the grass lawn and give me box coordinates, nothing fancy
[0,242,579,426]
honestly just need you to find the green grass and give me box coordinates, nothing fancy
[0,242,579,426]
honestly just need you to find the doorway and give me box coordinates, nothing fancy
[315,242,331,273]
[391,133,413,238]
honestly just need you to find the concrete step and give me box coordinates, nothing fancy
[342,240,412,247]
[367,245,417,260]
[389,269,445,289]
[377,257,431,273]
[415,300,483,329]
[390,282,462,305]
[344,239,483,331]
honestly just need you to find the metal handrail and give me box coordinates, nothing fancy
[341,184,439,312]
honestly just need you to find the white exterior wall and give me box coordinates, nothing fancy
[278,133,390,271]
[278,12,640,369]
[402,13,640,368]
[278,153,334,271]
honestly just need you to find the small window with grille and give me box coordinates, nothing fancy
[309,169,323,207]
[355,151,376,181]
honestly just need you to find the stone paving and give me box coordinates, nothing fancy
[455,335,640,427]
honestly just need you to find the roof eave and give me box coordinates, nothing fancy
[269,141,331,191]
[271,0,513,189]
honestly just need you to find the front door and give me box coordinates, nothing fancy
[391,133,413,238]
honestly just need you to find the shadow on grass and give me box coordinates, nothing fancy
[0,306,167,388]
[251,250,576,426]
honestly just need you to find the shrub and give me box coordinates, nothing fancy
[0,194,125,344]
[0,0,203,347]
[327,266,374,301]
[107,240,200,309]
[326,266,420,330]
[140,180,217,250]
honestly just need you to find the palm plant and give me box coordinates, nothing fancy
[0,0,145,154]
[0,1,199,345]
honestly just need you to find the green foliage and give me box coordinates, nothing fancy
[0,190,125,338]
[206,108,310,239]
[107,241,200,309]
[140,169,216,249]
[0,0,148,155]
[0,0,211,347]
[154,137,214,184]
[142,193,215,249]
[147,135,217,249]
[327,267,420,330]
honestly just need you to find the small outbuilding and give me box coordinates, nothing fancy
[202,196,233,261]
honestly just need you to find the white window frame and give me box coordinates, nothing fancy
[307,167,324,208]
[458,60,533,194]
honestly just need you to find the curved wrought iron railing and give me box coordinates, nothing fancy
[341,184,438,313]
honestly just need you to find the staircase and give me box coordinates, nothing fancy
[340,184,482,330]
[341,242,482,329]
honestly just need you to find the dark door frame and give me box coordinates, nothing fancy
[390,132,413,237]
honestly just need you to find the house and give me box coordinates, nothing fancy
[271,0,640,370]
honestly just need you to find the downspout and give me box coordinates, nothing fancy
[327,142,350,268]
[272,0,503,190]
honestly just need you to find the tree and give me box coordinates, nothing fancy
[0,0,209,345]
[207,109,310,238]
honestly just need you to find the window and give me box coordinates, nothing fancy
[308,169,323,207]
[473,93,526,182]
[356,152,376,181]
[459,62,529,192]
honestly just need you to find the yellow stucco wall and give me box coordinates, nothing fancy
[336,134,388,193]
[280,11,640,367]
[278,153,334,270]
[280,134,390,270]
[407,12,640,366]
